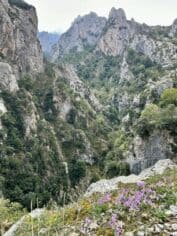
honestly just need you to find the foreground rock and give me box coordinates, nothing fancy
[85,159,177,196]
[3,209,44,236]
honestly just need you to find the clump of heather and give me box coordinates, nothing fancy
[109,214,123,236]
[116,187,156,211]
[97,193,112,205]
[91,175,176,234]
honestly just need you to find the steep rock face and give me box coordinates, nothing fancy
[0,62,19,92]
[119,56,134,83]
[97,8,130,56]
[131,35,177,66]
[127,131,174,174]
[0,0,43,92]
[23,92,39,136]
[51,12,106,60]
[56,64,102,111]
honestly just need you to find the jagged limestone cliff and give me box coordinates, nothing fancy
[0,0,43,92]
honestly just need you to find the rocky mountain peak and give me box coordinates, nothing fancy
[73,11,100,24]
[51,12,106,60]
[108,7,127,24]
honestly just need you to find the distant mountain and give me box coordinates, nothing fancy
[51,12,106,60]
[38,31,60,55]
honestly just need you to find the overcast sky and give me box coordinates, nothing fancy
[26,0,177,33]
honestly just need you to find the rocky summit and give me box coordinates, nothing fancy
[0,1,177,235]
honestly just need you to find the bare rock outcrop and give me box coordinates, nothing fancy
[0,0,43,92]
[52,12,106,60]
[85,159,176,196]
[127,130,174,174]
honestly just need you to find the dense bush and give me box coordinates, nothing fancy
[18,75,34,91]
[160,88,177,107]
[136,103,177,136]
[69,159,87,186]
[127,49,157,77]
[105,161,130,178]
[107,130,130,160]
[0,199,26,234]
[43,88,58,121]
[135,104,161,136]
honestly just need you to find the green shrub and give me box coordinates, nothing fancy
[107,130,130,160]
[69,159,87,186]
[18,75,34,91]
[127,48,156,77]
[0,199,26,234]
[160,88,177,107]
[135,104,161,136]
[43,88,58,122]
[105,161,130,178]
[136,103,177,136]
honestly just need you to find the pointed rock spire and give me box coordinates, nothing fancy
[109,7,127,24]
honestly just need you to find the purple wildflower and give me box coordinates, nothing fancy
[115,224,123,236]
[109,214,117,228]
[109,214,123,236]
[85,217,92,225]
[80,217,92,234]
[98,193,111,205]
[137,181,146,188]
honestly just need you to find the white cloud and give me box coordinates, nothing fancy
[26,0,177,32]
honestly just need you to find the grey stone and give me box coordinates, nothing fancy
[85,159,177,196]
[170,205,177,215]
[4,209,44,236]
[172,224,177,231]
[171,232,177,236]
[0,62,18,92]
[136,231,145,236]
